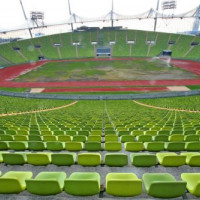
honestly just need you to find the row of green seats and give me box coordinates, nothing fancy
[0,171,199,198]
[1,152,200,167]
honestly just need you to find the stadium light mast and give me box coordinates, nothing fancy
[154,0,160,31]
[67,0,74,32]
[19,0,33,38]
[111,0,114,27]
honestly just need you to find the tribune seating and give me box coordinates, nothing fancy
[2,152,27,165]
[124,142,144,151]
[27,152,52,165]
[78,153,101,166]
[51,153,76,166]
[180,152,200,166]
[104,153,128,167]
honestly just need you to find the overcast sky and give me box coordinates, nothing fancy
[0,0,199,33]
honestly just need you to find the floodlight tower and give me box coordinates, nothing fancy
[19,0,33,38]
[192,5,200,33]
[111,0,114,27]
[154,0,160,31]
[67,0,74,31]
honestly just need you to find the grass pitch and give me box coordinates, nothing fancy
[15,59,198,82]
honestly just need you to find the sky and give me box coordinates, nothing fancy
[0,0,199,34]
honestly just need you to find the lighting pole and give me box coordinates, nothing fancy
[154,0,160,31]
[68,0,74,32]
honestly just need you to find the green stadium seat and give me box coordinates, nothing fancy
[0,171,33,193]
[65,142,83,151]
[180,152,200,166]
[57,135,72,142]
[184,130,196,135]
[0,142,9,150]
[165,142,185,151]
[0,135,14,141]
[53,131,65,136]
[51,153,76,166]
[28,141,46,151]
[145,131,157,136]
[168,134,184,142]
[64,172,100,196]
[105,131,116,135]
[2,152,27,165]
[66,131,77,136]
[85,142,102,151]
[14,135,28,141]
[153,135,168,142]
[131,130,144,136]
[181,173,200,197]
[78,131,89,137]
[90,130,102,136]
[104,142,122,151]
[73,135,87,142]
[156,152,186,166]
[130,153,156,167]
[78,153,101,166]
[104,153,128,167]
[26,172,66,195]
[43,135,57,141]
[185,142,200,151]
[143,173,186,198]
[28,135,42,141]
[106,173,142,197]
[118,131,130,137]
[144,142,165,151]
[27,152,52,165]
[9,141,28,150]
[184,135,200,141]
[120,135,135,143]
[136,135,152,142]
[124,142,143,151]
[88,135,101,142]
[105,135,118,142]
[40,131,53,136]
[46,141,65,151]
[158,130,170,135]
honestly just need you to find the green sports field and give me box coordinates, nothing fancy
[14,59,198,82]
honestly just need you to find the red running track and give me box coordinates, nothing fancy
[0,58,200,88]
[43,87,168,92]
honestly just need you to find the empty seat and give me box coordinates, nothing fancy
[85,142,102,151]
[78,153,101,166]
[104,153,128,167]
[73,135,87,142]
[144,131,157,136]
[185,142,200,151]
[43,135,57,141]
[88,135,101,142]
[130,153,156,167]
[51,153,76,166]
[143,173,186,198]
[180,152,200,166]
[28,141,46,151]
[27,152,52,165]
[26,172,66,195]
[2,153,27,165]
[165,142,185,151]
[184,135,200,141]
[77,131,89,137]
[181,173,200,196]
[158,130,170,135]
[28,135,42,141]
[0,171,33,193]
[118,131,130,137]
[106,173,142,197]
[131,130,144,136]
[0,142,9,150]
[0,135,14,141]
[53,131,65,136]
[124,142,143,152]
[120,135,135,143]
[14,135,28,141]
[168,134,184,142]
[64,172,100,196]
[57,135,72,142]
[46,141,65,151]
[105,131,116,135]
[153,135,168,142]
[66,131,77,136]
[9,141,28,151]
[65,142,83,151]
[105,135,118,142]
[156,152,186,167]
[104,142,121,151]
[136,135,152,142]
[144,142,164,152]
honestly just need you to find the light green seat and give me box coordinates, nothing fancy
[57,135,72,142]
[165,142,185,151]
[28,141,46,151]
[0,135,14,141]
[64,172,100,196]
[27,152,52,165]
[118,131,130,137]
[124,142,143,152]
[46,141,65,151]
[0,171,33,193]
[136,135,152,142]
[9,141,28,151]
[26,172,66,195]
[105,131,116,135]
[106,173,142,197]
[180,152,200,166]
[73,135,87,142]
[0,142,9,150]
[143,173,186,198]
[28,135,42,141]
[158,130,170,135]
[156,152,186,166]
[169,134,184,142]
[144,142,164,152]
[43,135,57,142]
[85,142,102,151]
[65,142,83,151]
[145,131,157,136]
[104,153,128,167]
[90,131,102,136]
[184,135,200,141]
[105,135,118,142]
[130,153,156,167]
[14,135,28,141]
[2,153,27,165]
[131,130,144,136]
[77,131,89,137]
[181,173,200,197]
[51,153,76,166]
[185,142,200,151]
[104,142,121,151]
[88,135,101,142]
[40,131,52,136]
[78,153,101,166]
[120,135,135,143]
[153,135,168,142]
[53,131,65,136]
[66,131,77,136]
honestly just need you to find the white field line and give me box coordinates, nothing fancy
[133,100,200,114]
[0,101,78,117]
